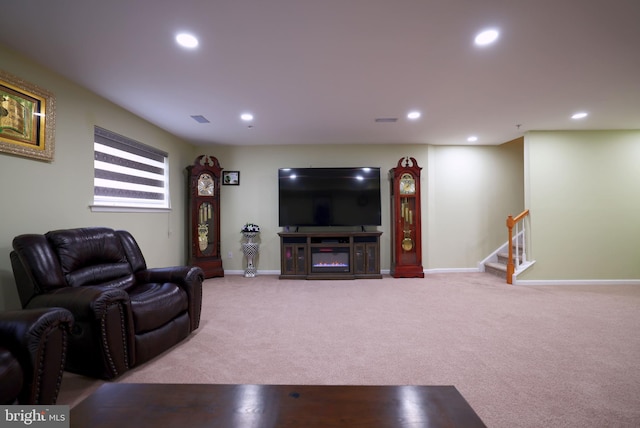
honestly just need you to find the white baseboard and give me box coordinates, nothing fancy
[425,267,482,274]
[514,278,640,286]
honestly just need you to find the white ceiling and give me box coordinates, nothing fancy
[1,0,639,147]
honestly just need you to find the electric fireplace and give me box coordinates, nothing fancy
[311,247,350,273]
[279,231,382,280]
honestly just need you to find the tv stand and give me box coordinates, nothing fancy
[278,231,382,280]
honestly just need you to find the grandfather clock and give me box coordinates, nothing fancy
[187,155,224,278]
[389,156,424,278]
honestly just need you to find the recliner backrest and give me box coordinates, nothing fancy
[45,227,135,289]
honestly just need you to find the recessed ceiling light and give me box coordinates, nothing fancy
[571,112,588,120]
[467,136,478,142]
[240,113,254,122]
[407,111,421,120]
[474,29,499,46]
[176,33,199,48]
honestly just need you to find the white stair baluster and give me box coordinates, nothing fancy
[515,223,520,270]
[521,221,527,264]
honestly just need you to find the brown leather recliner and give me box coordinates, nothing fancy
[0,307,73,404]
[10,227,204,380]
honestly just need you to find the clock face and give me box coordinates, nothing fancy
[197,173,215,196]
[399,173,416,195]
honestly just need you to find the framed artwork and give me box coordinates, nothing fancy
[222,171,240,185]
[0,69,56,162]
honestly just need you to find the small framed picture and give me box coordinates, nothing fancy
[222,171,240,185]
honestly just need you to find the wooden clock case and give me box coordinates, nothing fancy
[187,155,224,278]
[389,156,425,278]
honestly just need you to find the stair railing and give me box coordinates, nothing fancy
[506,209,530,284]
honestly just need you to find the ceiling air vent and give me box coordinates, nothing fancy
[191,115,210,123]
[374,118,398,123]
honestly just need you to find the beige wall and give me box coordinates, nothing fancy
[196,141,524,274]
[0,45,196,310]
[520,130,640,281]
[427,139,524,270]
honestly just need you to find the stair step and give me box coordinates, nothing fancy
[485,262,507,272]
[484,262,507,279]
[497,252,523,263]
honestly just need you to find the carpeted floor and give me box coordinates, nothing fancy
[58,273,640,427]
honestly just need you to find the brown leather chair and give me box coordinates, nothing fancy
[10,227,204,380]
[0,307,73,404]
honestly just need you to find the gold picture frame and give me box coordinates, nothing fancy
[0,69,55,162]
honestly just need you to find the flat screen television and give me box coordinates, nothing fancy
[278,167,382,227]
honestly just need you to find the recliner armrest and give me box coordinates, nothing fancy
[0,307,73,361]
[135,266,203,286]
[135,266,204,331]
[26,287,130,321]
[0,308,73,404]
[26,287,134,380]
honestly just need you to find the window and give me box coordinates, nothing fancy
[92,126,170,211]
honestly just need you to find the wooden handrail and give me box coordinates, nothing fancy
[506,209,529,284]
[507,209,529,227]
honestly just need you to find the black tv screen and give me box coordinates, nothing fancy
[278,167,382,227]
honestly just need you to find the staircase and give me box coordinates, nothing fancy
[481,209,534,284]
[484,245,523,279]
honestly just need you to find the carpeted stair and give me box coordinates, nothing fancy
[485,246,523,279]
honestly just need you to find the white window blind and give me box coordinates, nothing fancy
[93,126,170,210]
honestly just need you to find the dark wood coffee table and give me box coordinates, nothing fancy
[70,383,486,427]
